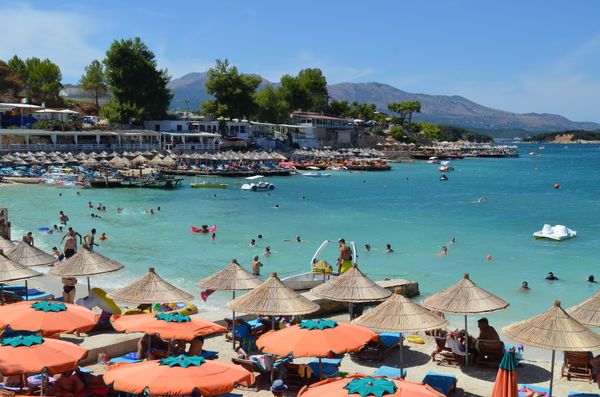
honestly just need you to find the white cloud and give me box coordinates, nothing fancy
[0,4,103,83]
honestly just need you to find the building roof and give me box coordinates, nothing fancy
[292,112,351,122]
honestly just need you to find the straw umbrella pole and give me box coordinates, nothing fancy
[503,300,600,396]
[196,259,262,350]
[567,289,600,327]
[310,264,391,319]
[49,248,124,294]
[423,273,509,365]
[353,288,448,374]
[0,250,42,303]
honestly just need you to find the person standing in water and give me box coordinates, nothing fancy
[251,255,263,276]
[84,229,99,251]
[23,232,34,246]
[59,211,69,225]
[61,228,82,259]
[337,239,353,274]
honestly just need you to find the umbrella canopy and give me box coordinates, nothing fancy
[103,355,254,395]
[82,157,100,167]
[567,289,600,327]
[503,300,600,352]
[130,154,148,166]
[298,375,445,397]
[196,260,262,291]
[256,319,377,357]
[0,236,14,251]
[227,272,319,316]
[353,289,448,333]
[0,301,99,336]
[111,313,226,340]
[6,240,56,267]
[503,301,600,397]
[491,349,519,397]
[423,273,509,314]
[0,335,88,375]
[310,264,391,302]
[108,267,194,304]
[49,248,124,277]
[0,252,42,283]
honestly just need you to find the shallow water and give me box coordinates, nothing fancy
[2,143,600,331]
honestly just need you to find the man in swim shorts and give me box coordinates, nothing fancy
[61,228,82,259]
[337,239,353,274]
[84,229,98,251]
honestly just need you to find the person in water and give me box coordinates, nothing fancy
[337,239,353,274]
[210,232,216,240]
[84,229,99,251]
[439,245,448,256]
[546,272,558,280]
[520,281,529,291]
[98,233,108,241]
[59,210,69,225]
[451,237,456,244]
[295,235,301,242]
[252,255,263,276]
[61,228,82,259]
[250,239,256,247]
[23,232,34,246]
[263,246,271,256]
[365,244,371,252]
[386,244,394,253]
[588,275,597,283]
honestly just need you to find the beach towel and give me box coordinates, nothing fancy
[379,332,401,347]
[374,366,407,379]
[519,385,549,397]
[422,371,457,395]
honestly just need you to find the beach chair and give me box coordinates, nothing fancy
[373,365,407,379]
[282,362,317,390]
[562,351,593,382]
[476,339,504,367]
[356,332,401,361]
[308,358,342,379]
[432,336,462,366]
[422,371,457,395]
[231,357,273,391]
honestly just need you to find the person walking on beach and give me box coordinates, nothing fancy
[23,232,34,246]
[337,239,353,274]
[251,255,263,276]
[84,229,99,251]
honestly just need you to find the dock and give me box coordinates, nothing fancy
[162,169,292,177]
[77,278,419,364]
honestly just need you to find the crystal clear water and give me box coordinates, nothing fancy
[2,144,600,329]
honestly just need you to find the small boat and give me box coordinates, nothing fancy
[438,161,454,172]
[190,181,228,189]
[529,152,543,157]
[326,166,347,171]
[281,240,358,291]
[533,224,577,241]
[307,166,321,170]
[241,181,275,191]
[427,157,439,164]
[302,171,331,177]
[440,174,448,181]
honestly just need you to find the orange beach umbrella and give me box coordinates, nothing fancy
[0,335,88,375]
[256,319,377,357]
[298,374,445,397]
[111,312,226,341]
[0,301,99,336]
[491,349,519,397]
[103,355,254,396]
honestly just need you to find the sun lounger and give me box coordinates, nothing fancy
[422,371,457,395]
[562,351,593,382]
[231,357,276,391]
[356,332,401,361]
[519,384,549,397]
[1,286,54,301]
[476,339,505,367]
[432,336,463,366]
[282,362,318,390]
[110,349,218,364]
[308,358,342,378]
[373,365,407,379]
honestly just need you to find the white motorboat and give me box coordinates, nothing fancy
[533,224,577,241]
[281,240,358,291]
[302,171,331,177]
[427,157,439,164]
[326,166,347,171]
[438,161,454,172]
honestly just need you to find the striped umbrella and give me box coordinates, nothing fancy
[491,348,519,397]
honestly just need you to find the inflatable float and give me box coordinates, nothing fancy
[77,287,121,314]
[122,302,198,316]
[191,225,217,234]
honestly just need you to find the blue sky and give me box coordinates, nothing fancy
[1,1,599,122]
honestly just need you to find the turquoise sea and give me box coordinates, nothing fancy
[2,144,600,331]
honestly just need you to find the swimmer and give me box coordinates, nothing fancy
[258,234,263,240]
[295,235,301,243]
[437,245,447,256]
[250,239,256,247]
[53,225,59,232]
[157,207,161,211]
[450,237,456,244]
[146,209,154,216]
[51,246,64,261]
[520,281,529,291]
[477,197,486,203]
[545,272,558,281]
[588,275,597,283]
[84,229,99,251]
[251,255,263,276]
[301,195,305,200]
[263,246,271,256]
[274,204,279,208]
[386,244,394,253]
[98,233,108,241]
[210,232,216,240]
[59,211,69,225]
[117,207,123,214]
[365,244,371,252]
[88,201,93,208]
[59,193,62,197]
[76,191,81,196]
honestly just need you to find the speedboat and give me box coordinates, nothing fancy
[427,157,439,164]
[326,166,347,171]
[302,171,331,177]
[533,224,577,241]
[438,161,454,172]
[281,240,357,291]
[241,181,275,191]
[190,181,228,189]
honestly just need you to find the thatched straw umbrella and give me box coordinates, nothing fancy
[503,300,600,396]
[423,273,509,364]
[49,248,124,294]
[159,156,176,168]
[228,272,319,324]
[148,155,163,167]
[310,264,391,318]
[353,288,448,372]
[197,259,262,349]
[567,290,600,327]
[0,250,42,301]
[108,267,193,304]
[6,239,56,267]
[83,157,100,167]
[0,236,14,251]
[130,155,148,167]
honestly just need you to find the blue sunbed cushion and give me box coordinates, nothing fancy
[568,393,600,397]
[200,350,218,359]
[109,352,142,364]
[309,359,341,378]
[423,371,457,395]
[379,332,401,347]
[374,365,407,379]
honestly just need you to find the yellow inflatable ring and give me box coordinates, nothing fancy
[407,336,425,344]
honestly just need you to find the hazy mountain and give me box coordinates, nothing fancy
[165,73,600,137]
